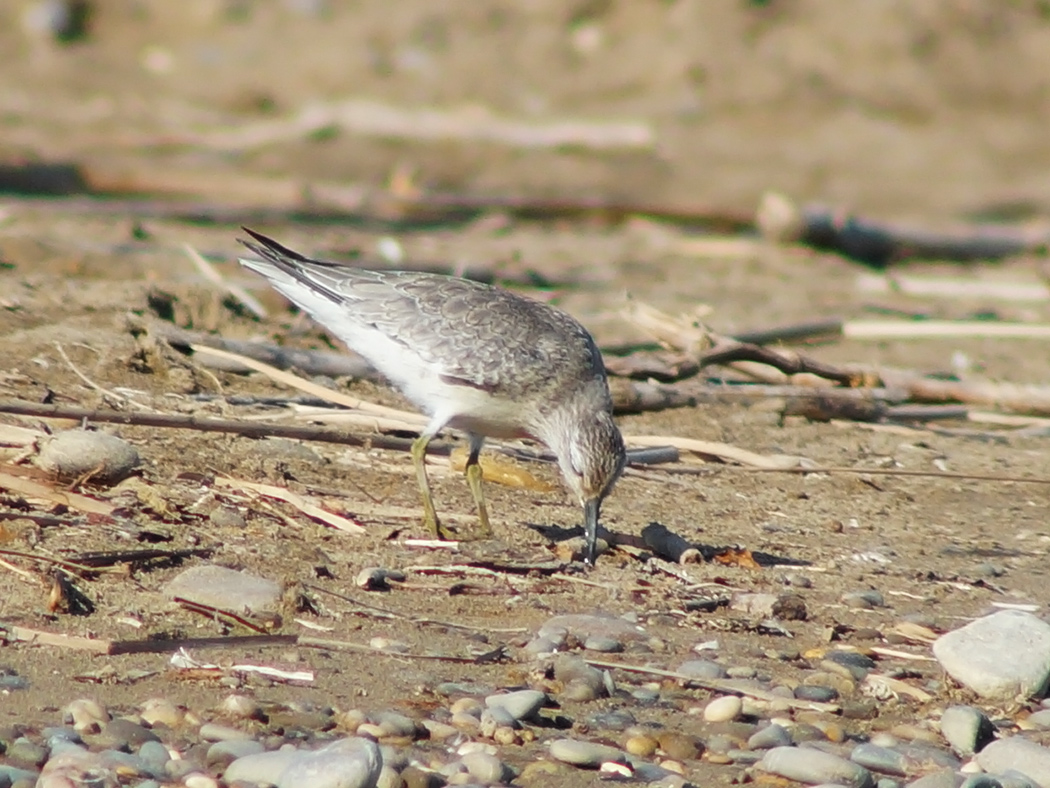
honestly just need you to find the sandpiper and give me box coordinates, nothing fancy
[238,229,626,563]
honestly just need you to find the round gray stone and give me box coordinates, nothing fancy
[484,690,546,721]
[760,746,875,788]
[976,737,1050,786]
[933,611,1050,700]
[549,739,626,768]
[276,738,382,788]
[940,705,995,756]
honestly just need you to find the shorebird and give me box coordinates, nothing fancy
[238,229,626,563]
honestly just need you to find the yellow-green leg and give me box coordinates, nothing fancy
[411,432,454,539]
[465,435,492,538]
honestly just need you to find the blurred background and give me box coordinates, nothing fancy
[6,0,1050,221]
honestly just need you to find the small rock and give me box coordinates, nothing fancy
[657,731,702,761]
[940,705,995,756]
[199,722,251,742]
[851,743,908,776]
[63,699,110,734]
[223,750,299,785]
[549,739,626,768]
[703,696,742,722]
[934,610,1050,699]
[139,698,184,728]
[748,724,792,750]
[905,770,967,788]
[400,765,444,788]
[184,774,220,788]
[460,751,510,783]
[356,567,405,591]
[760,746,875,788]
[275,737,382,788]
[37,429,139,484]
[207,739,265,770]
[163,565,282,618]
[5,738,47,768]
[93,718,159,749]
[220,694,261,721]
[584,636,624,652]
[209,506,247,529]
[976,737,1050,785]
[625,735,658,757]
[795,684,841,702]
[536,614,646,645]
[842,590,886,610]
[484,690,546,721]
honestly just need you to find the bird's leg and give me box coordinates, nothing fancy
[464,434,492,538]
[411,431,454,539]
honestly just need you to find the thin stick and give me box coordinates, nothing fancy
[719,464,1050,486]
[845,321,1050,340]
[0,399,443,454]
[0,548,116,575]
[213,477,365,534]
[0,470,115,516]
[0,557,37,582]
[182,243,268,320]
[584,657,839,713]
[54,343,144,409]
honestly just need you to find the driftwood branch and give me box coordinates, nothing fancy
[0,399,442,454]
[758,191,1050,267]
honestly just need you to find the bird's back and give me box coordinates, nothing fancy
[238,232,610,420]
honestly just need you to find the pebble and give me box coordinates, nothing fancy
[401,765,445,788]
[484,690,546,722]
[1024,709,1050,729]
[535,614,646,648]
[220,694,261,720]
[842,590,887,610]
[933,610,1050,699]
[37,429,140,484]
[63,699,110,734]
[703,695,742,722]
[163,565,283,618]
[553,654,607,701]
[199,722,252,742]
[748,724,792,750]
[906,771,967,788]
[795,684,841,703]
[549,739,627,768]
[276,737,382,788]
[657,731,702,760]
[139,698,185,728]
[460,751,510,783]
[940,705,995,756]
[0,765,39,786]
[584,636,624,653]
[207,738,265,769]
[6,738,47,768]
[976,736,1050,785]
[95,718,160,749]
[851,743,908,776]
[760,746,875,788]
[223,749,300,785]
[625,734,658,757]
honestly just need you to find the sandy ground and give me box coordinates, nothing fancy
[2,2,1050,785]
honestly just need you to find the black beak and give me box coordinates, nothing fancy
[583,497,601,565]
